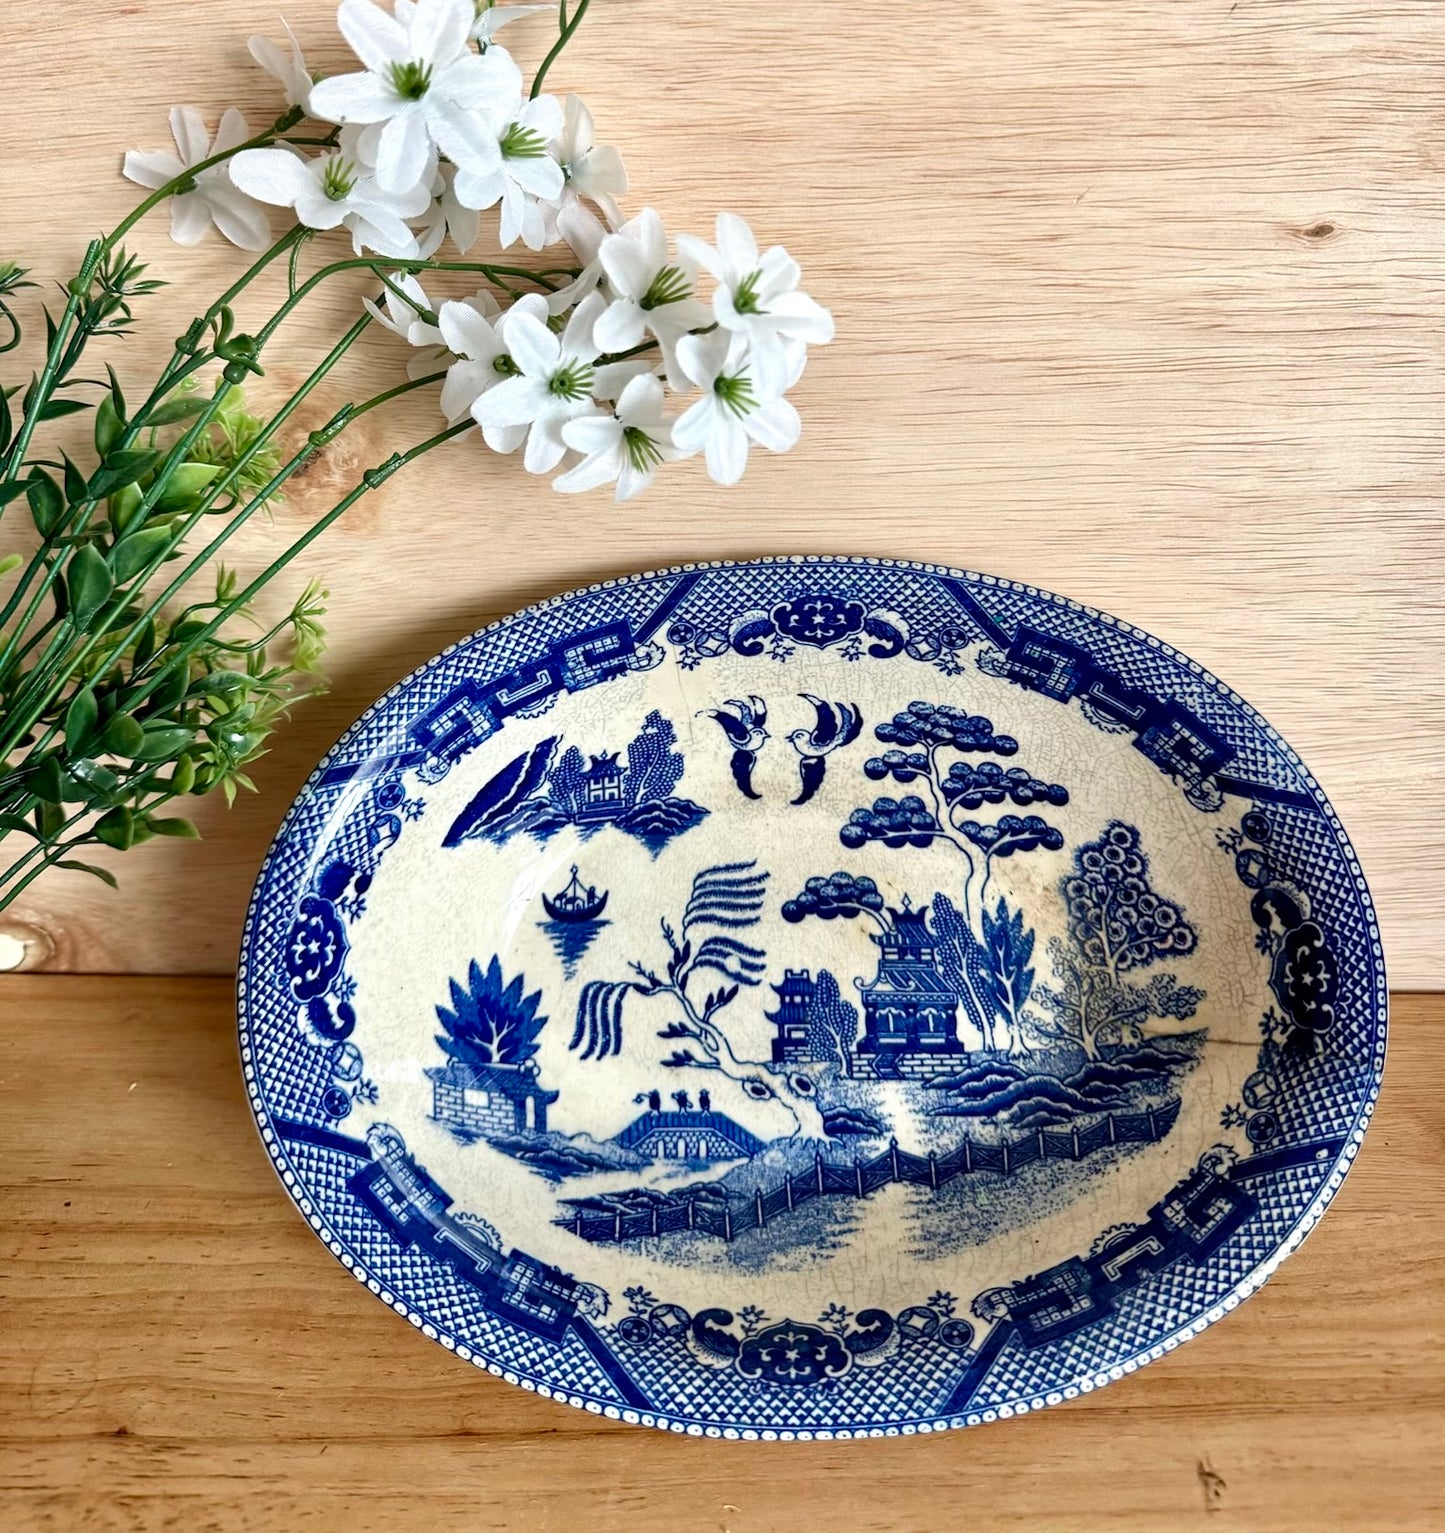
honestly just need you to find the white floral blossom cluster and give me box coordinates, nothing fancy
[122,0,832,499]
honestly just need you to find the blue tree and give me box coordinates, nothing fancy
[803,968,859,1066]
[435,957,548,1069]
[823,699,1065,1054]
[839,700,1067,929]
[1033,822,1203,1058]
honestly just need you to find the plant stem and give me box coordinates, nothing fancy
[532,0,591,97]
[0,243,101,483]
[0,317,387,764]
[119,421,472,718]
[0,110,302,490]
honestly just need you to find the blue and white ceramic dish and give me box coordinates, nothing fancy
[238,557,1386,1440]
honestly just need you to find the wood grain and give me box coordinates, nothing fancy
[0,1,1441,982]
[0,978,1439,1531]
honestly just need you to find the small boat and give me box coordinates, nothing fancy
[542,866,609,923]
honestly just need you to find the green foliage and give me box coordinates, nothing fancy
[0,243,331,906]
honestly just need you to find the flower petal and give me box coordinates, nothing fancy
[501,310,560,379]
[436,46,521,109]
[451,163,504,211]
[481,419,529,454]
[554,446,623,494]
[429,106,503,178]
[561,414,622,455]
[675,232,726,285]
[505,151,563,200]
[375,110,432,195]
[714,212,759,279]
[438,298,500,362]
[670,396,714,456]
[757,245,801,300]
[474,374,549,429]
[349,208,420,257]
[294,188,350,230]
[744,329,789,398]
[122,150,184,190]
[675,330,728,391]
[705,412,750,485]
[228,147,314,207]
[592,298,646,354]
[767,289,835,344]
[614,459,655,501]
[310,71,399,125]
[408,0,471,62]
[744,394,802,454]
[213,107,253,155]
[561,94,594,155]
[592,360,653,401]
[522,93,566,140]
[598,231,651,301]
[616,372,665,426]
[561,289,606,360]
[440,358,495,423]
[523,408,579,474]
[447,199,481,252]
[168,106,210,167]
[574,144,627,199]
[203,184,272,250]
[338,0,409,71]
[167,192,212,246]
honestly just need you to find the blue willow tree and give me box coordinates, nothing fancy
[573,862,829,1139]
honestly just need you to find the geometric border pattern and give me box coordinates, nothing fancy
[237,556,1388,1439]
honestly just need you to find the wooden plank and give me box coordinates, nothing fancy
[0,1,1441,982]
[0,978,1440,1530]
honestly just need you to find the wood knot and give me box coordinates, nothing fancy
[1290,220,1341,244]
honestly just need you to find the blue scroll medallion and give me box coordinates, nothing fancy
[239,557,1386,1439]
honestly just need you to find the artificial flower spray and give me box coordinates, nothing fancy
[0,0,832,908]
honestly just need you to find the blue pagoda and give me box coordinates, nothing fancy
[852,902,968,1078]
[574,752,628,824]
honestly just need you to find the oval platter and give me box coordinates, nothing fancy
[238,556,1386,1440]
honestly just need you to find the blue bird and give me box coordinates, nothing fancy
[788,695,862,805]
[700,696,769,799]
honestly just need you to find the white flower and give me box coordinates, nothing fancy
[434,288,513,423]
[123,107,271,250]
[672,331,802,486]
[544,199,610,314]
[363,271,435,341]
[229,147,428,257]
[556,374,674,501]
[594,208,708,388]
[677,212,833,394]
[550,94,626,217]
[362,272,452,378]
[248,20,313,112]
[471,291,641,472]
[309,0,523,196]
[413,162,481,254]
[452,94,565,250]
[470,1,550,45]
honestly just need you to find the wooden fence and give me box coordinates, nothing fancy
[560,1098,1182,1245]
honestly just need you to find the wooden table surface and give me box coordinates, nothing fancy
[2,1,1443,1528]
[0,981,1437,1531]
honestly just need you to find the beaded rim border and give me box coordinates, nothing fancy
[236,555,1389,1440]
